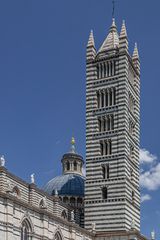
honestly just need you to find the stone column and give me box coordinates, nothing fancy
[111,88,114,106]
[103,141,105,156]
[107,62,109,76]
[108,62,111,76]
[105,62,108,77]
[104,62,106,77]
[107,89,110,106]
[103,89,106,107]
[103,116,106,132]
[99,90,101,108]
[109,115,111,131]
[112,60,114,76]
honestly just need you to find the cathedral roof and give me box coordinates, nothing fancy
[43,173,85,197]
[98,18,119,52]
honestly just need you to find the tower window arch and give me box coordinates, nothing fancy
[102,187,108,199]
[96,88,116,109]
[100,142,104,155]
[102,166,106,179]
[102,164,110,179]
[100,140,112,156]
[106,164,109,179]
[132,190,135,203]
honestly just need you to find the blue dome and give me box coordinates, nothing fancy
[43,174,85,197]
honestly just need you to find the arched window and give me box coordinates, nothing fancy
[97,91,100,108]
[77,197,83,207]
[130,169,133,180]
[105,141,108,155]
[66,161,70,171]
[70,197,76,205]
[102,164,109,179]
[21,219,32,240]
[70,197,75,206]
[63,196,69,203]
[98,118,101,132]
[54,231,63,240]
[110,115,114,130]
[74,161,77,171]
[102,166,106,179]
[103,117,106,131]
[132,190,135,203]
[106,164,109,179]
[102,187,108,199]
[100,142,104,155]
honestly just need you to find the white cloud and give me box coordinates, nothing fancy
[141,194,151,203]
[140,148,157,164]
[140,148,160,191]
[140,163,160,190]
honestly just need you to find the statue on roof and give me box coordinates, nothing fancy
[0,155,5,167]
[31,173,35,184]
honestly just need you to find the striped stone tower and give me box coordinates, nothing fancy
[85,19,140,232]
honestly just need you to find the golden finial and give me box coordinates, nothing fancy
[71,137,75,145]
[70,137,76,153]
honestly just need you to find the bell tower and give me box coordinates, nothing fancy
[85,19,140,232]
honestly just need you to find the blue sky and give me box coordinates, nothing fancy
[0,0,159,238]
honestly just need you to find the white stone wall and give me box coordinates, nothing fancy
[0,167,93,240]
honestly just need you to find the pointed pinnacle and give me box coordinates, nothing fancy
[112,18,116,27]
[132,42,139,59]
[110,18,117,31]
[87,30,95,47]
[120,20,127,38]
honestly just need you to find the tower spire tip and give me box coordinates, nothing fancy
[132,42,139,59]
[87,30,95,47]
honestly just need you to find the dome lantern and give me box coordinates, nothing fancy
[62,137,84,176]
